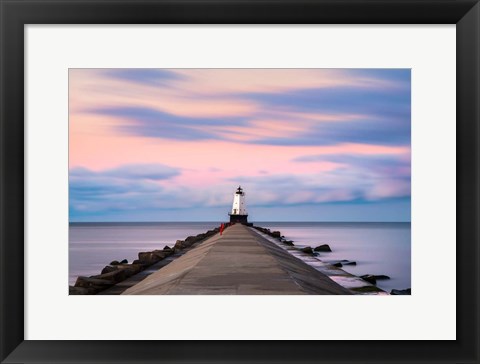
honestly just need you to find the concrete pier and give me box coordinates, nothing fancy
[123,224,351,295]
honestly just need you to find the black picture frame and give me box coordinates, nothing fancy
[1,1,479,363]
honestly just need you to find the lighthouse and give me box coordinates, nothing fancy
[229,186,248,224]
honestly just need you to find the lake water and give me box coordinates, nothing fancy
[258,222,411,292]
[69,222,411,293]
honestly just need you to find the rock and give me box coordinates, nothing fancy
[124,263,143,272]
[162,249,174,257]
[74,276,114,289]
[138,252,153,261]
[69,286,91,295]
[300,246,314,254]
[360,275,377,284]
[120,259,128,264]
[101,265,118,274]
[110,260,120,265]
[326,260,353,267]
[132,259,148,266]
[133,252,155,267]
[255,227,270,234]
[151,250,167,260]
[351,285,383,294]
[360,274,391,284]
[271,231,281,238]
[133,248,173,265]
[116,263,143,277]
[283,240,294,246]
[182,240,194,248]
[174,240,185,251]
[91,269,127,283]
[314,244,332,252]
[391,288,411,295]
[163,245,173,252]
[137,251,162,265]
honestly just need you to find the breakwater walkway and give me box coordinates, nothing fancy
[122,223,351,295]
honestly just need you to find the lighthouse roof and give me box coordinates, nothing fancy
[236,186,243,194]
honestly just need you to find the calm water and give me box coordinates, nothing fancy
[69,222,220,285]
[258,222,411,292]
[69,222,411,292]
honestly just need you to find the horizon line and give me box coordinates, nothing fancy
[69,220,411,224]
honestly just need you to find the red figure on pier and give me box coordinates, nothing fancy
[220,223,225,235]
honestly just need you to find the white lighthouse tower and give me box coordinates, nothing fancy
[229,186,248,224]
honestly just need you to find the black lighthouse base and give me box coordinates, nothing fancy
[229,214,248,224]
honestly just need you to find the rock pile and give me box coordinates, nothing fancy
[391,288,411,295]
[252,226,337,258]
[298,244,333,256]
[69,225,223,295]
[326,259,357,267]
[360,274,391,285]
[314,244,332,252]
[300,246,314,254]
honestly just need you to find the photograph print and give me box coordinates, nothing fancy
[69,68,411,296]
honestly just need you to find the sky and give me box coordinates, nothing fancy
[69,69,411,222]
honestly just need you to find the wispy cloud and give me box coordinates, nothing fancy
[71,163,180,180]
[239,83,410,146]
[294,153,410,177]
[89,106,248,141]
[84,70,410,147]
[69,164,186,215]
[103,69,185,87]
